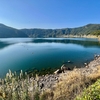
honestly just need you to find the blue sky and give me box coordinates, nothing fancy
[0,0,100,29]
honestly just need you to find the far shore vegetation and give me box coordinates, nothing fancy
[0,23,100,38]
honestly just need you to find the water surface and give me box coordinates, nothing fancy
[0,38,100,77]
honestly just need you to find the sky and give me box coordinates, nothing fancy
[0,0,100,29]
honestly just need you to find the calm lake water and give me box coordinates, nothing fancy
[0,38,100,77]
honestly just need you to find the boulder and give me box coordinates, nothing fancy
[54,69,62,74]
[61,64,71,72]
[61,64,67,69]
[94,54,100,60]
[84,63,88,66]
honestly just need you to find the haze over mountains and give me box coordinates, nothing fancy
[0,23,100,38]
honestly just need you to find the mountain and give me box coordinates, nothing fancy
[21,24,100,37]
[0,23,27,38]
[0,23,100,38]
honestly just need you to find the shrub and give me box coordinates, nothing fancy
[76,79,100,100]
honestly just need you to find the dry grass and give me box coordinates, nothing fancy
[52,71,89,100]
[88,65,100,81]
[41,65,100,100]
[1,66,100,100]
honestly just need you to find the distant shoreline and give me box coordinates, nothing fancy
[0,35,100,40]
[61,35,100,40]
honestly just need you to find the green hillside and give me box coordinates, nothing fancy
[0,23,100,38]
[91,30,100,36]
[21,24,100,37]
[0,24,28,38]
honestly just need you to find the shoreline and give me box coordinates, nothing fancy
[0,55,100,99]
[32,55,100,90]
[61,35,100,40]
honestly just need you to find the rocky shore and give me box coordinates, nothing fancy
[0,55,100,100]
[27,55,100,92]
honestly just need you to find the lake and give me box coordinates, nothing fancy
[0,38,100,77]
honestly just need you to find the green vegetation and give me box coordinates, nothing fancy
[76,79,100,100]
[0,66,100,100]
[91,30,100,36]
[27,67,57,77]
[21,24,100,37]
[0,69,43,100]
[40,67,100,100]
[0,23,100,38]
[0,67,57,100]
[0,24,27,38]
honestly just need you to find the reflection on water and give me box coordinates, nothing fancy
[32,38,100,47]
[0,41,10,49]
[0,38,100,77]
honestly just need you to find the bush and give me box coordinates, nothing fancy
[76,79,100,100]
[91,30,100,36]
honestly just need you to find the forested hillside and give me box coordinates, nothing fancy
[0,23,100,38]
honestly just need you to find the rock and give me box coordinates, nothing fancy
[94,54,100,60]
[94,54,97,60]
[61,64,71,72]
[67,67,71,70]
[84,63,88,66]
[55,77,58,80]
[54,69,62,74]
[61,64,67,73]
[68,61,71,63]
[85,65,89,68]
[39,83,44,89]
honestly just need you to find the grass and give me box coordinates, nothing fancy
[0,66,100,100]
[76,79,100,100]
[40,66,100,100]
[41,71,89,100]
